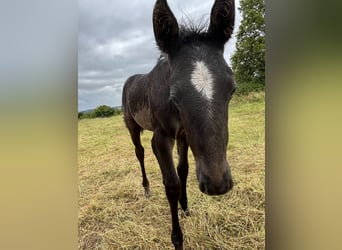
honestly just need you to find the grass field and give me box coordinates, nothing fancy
[78,92,265,249]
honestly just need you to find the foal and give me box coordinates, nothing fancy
[122,0,236,249]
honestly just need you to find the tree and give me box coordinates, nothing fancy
[231,0,265,85]
[93,105,115,117]
[78,112,84,119]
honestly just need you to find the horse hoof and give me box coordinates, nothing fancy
[144,188,151,198]
[181,209,190,217]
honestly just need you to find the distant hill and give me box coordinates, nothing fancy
[81,109,94,114]
[79,106,121,113]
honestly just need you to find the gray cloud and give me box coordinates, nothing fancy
[78,0,241,111]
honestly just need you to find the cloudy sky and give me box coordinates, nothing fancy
[78,0,242,111]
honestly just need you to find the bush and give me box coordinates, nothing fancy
[113,107,122,116]
[235,82,264,96]
[78,105,122,119]
[93,105,115,117]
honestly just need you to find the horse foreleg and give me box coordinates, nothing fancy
[176,134,189,216]
[151,130,183,250]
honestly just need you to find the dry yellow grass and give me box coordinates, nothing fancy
[78,92,265,249]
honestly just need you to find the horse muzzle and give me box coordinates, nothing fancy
[198,171,233,195]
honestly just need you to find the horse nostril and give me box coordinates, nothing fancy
[198,172,233,195]
[228,178,234,190]
[199,182,208,194]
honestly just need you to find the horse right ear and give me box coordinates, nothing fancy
[153,0,179,54]
[208,0,235,46]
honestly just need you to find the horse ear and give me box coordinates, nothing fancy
[153,0,179,54]
[208,0,235,46]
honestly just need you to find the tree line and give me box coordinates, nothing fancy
[78,105,122,119]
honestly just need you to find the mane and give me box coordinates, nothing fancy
[178,17,209,43]
[157,18,210,61]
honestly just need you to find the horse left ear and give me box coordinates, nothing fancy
[208,0,235,46]
[153,0,179,54]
